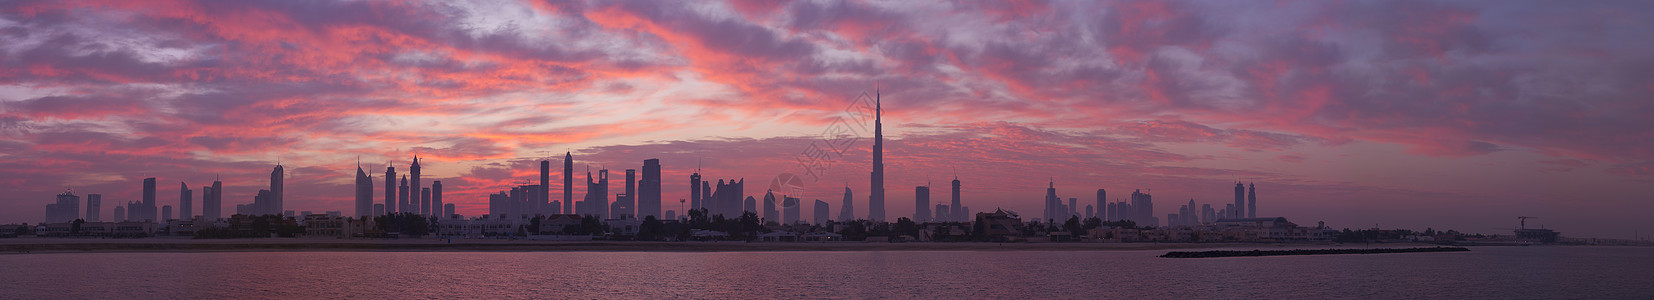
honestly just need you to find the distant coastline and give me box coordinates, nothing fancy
[0,238,1410,254]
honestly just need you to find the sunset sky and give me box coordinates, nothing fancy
[2,0,1651,237]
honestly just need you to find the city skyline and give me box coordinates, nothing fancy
[1,1,1652,238]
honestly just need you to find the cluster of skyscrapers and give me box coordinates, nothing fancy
[356,157,447,218]
[482,154,667,221]
[1041,181,1263,227]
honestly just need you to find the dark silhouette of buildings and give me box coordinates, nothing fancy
[399,175,410,214]
[564,152,573,215]
[763,190,778,223]
[45,189,80,223]
[540,159,550,215]
[690,170,702,211]
[951,177,962,222]
[1043,180,1060,222]
[1248,182,1257,218]
[85,194,101,222]
[270,165,283,216]
[639,159,662,219]
[838,186,854,222]
[204,179,221,220]
[914,185,930,222]
[355,165,373,217]
[1095,188,1106,222]
[582,168,610,218]
[432,181,443,218]
[179,182,192,220]
[613,169,636,219]
[783,196,800,225]
[869,88,886,222]
[384,163,396,215]
[412,156,424,216]
[1233,182,1245,218]
[814,199,829,225]
[141,177,157,221]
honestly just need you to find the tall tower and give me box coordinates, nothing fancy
[432,181,443,218]
[620,168,637,219]
[640,159,662,219]
[398,175,410,214]
[1247,182,1257,218]
[384,164,397,215]
[540,159,550,215]
[914,185,930,222]
[838,186,854,222]
[206,178,222,220]
[355,165,373,218]
[270,165,284,216]
[869,88,886,222]
[142,177,156,221]
[690,171,702,211]
[1044,180,1059,223]
[411,156,424,216]
[179,182,192,220]
[563,152,573,215]
[950,177,962,222]
[1233,182,1245,218]
[1095,188,1107,222]
[86,194,101,222]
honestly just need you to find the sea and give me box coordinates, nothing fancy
[1,246,1649,299]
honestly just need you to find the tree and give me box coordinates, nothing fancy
[529,216,543,235]
[70,219,85,235]
[893,217,918,238]
[1063,216,1086,238]
[637,215,664,241]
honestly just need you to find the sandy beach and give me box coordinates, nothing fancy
[0,237,1371,254]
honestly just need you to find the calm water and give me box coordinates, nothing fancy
[1,246,1650,299]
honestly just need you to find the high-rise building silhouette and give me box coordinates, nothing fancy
[142,177,157,221]
[583,168,609,218]
[838,186,854,222]
[540,159,550,215]
[398,175,410,214]
[616,168,637,219]
[384,164,397,215]
[639,159,662,219]
[814,199,829,225]
[1043,180,1059,222]
[1233,182,1245,219]
[179,182,192,220]
[355,165,373,217]
[162,205,172,221]
[270,165,283,217]
[421,188,431,217]
[950,177,963,222]
[1095,189,1106,222]
[444,203,454,218]
[1131,189,1156,226]
[1248,182,1257,218]
[744,196,756,215]
[205,178,222,220]
[690,170,702,211]
[45,189,80,223]
[763,190,778,223]
[432,181,443,218]
[113,205,125,222]
[564,152,574,215]
[85,194,101,222]
[869,88,886,222]
[914,185,930,222]
[412,156,424,216]
[783,196,801,225]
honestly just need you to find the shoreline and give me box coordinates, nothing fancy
[0,238,1438,254]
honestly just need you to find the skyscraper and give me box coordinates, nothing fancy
[398,175,409,214]
[583,168,609,218]
[564,152,573,215]
[179,182,192,220]
[1233,182,1245,218]
[763,190,778,223]
[270,165,283,216]
[432,181,443,218]
[838,186,854,222]
[1248,182,1257,218]
[46,189,80,223]
[814,199,830,226]
[113,205,125,222]
[412,156,424,216]
[1044,180,1059,222]
[421,188,431,217]
[85,194,101,222]
[540,159,550,215]
[639,159,662,219]
[869,88,886,222]
[355,165,373,217]
[205,178,222,220]
[949,177,962,222]
[618,168,637,219]
[690,170,702,211]
[914,185,930,222]
[162,205,172,221]
[783,196,801,225]
[384,164,397,215]
[143,177,156,221]
[1095,189,1106,223]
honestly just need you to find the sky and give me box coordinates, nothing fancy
[1,0,1651,238]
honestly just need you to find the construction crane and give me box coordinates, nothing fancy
[1518,216,1537,230]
